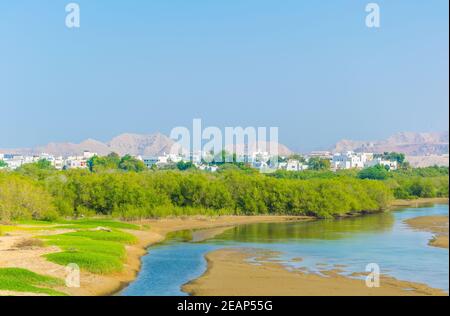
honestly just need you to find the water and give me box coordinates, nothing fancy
[122,204,449,296]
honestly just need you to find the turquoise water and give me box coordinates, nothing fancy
[122,204,449,296]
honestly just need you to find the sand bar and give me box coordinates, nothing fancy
[182,248,447,296]
[405,215,449,248]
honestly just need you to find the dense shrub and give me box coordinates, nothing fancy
[0,173,56,221]
[0,165,447,221]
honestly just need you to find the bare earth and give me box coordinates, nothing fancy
[405,215,449,248]
[182,248,447,296]
[0,215,310,296]
[389,197,449,209]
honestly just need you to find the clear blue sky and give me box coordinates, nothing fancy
[0,0,448,152]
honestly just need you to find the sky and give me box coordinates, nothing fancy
[0,0,448,152]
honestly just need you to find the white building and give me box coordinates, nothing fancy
[309,151,332,159]
[1,154,25,170]
[142,154,178,168]
[166,153,183,163]
[332,152,374,170]
[252,160,270,172]
[366,158,398,170]
[65,156,88,169]
[142,156,159,168]
[198,164,219,172]
[53,157,65,170]
[64,151,97,169]
[284,159,308,171]
[83,151,97,159]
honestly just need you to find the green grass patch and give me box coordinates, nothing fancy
[57,219,140,230]
[43,235,127,259]
[60,229,137,243]
[16,220,57,226]
[0,224,34,234]
[45,252,123,274]
[41,229,136,274]
[12,219,140,231]
[0,268,66,296]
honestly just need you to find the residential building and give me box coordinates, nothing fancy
[332,152,374,170]
[366,158,398,170]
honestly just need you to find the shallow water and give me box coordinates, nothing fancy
[121,204,449,296]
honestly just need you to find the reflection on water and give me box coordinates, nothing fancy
[122,204,449,296]
[212,213,395,242]
[165,212,396,243]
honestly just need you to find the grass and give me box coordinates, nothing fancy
[42,229,136,274]
[14,218,141,231]
[2,218,140,276]
[0,224,35,234]
[43,235,127,259]
[56,219,140,230]
[0,219,142,294]
[45,252,123,274]
[0,218,141,237]
[0,268,66,296]
[61,229,137,243]
[16,220,57,226]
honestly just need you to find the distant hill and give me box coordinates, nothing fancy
[0,133,182,157]
[0,132,292,157]
[332,131,449,156]
[224,141,292,156]
[332,131,449,167]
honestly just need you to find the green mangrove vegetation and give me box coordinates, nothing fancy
[0,161,448,221]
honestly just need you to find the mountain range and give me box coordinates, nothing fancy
[331,131,449,156]
[0,133,292,157]
[331,131,449,167]
[0,133,180,157]
[1,131,448,167]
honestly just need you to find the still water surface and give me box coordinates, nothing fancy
[122,204,449,295]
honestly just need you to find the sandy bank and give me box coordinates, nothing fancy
[405,215,449,248]
[390,198,449,208]
[182,248,447,296]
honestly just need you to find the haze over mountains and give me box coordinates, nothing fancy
[0,133,180,157]
[332,131,449,156]
[331,131,449,167]
[1,131,448,167]
[0,133,292,157]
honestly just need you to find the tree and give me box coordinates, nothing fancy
[0,160,7,168]
[87,152,121,172]
[118,155,146,172]
[288,154,306,163]
[14,159,56,180]
[307,157,331,170]
[383,152,405,164]
[358,165,390,180]
[212,150,234,164]
[0,174,56,221]
[176,161,195,171]
[36,159,53,170]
